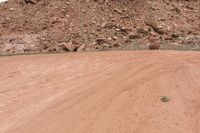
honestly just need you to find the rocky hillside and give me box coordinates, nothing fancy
[0,0,200,54]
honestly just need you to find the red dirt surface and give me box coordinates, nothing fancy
[1,51,200,133]
[0,0,200,54]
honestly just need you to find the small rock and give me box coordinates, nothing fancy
[77,44,86,52]
[113,42,121,47]
[92,19,97,24]
[81,9,86,13]
[102,43,110,48]
[114,8,122,14]
[112,36,118,40]
[149,43,160,50]
[129,33,139,39]
[160,96,170,102]
[172,7,181,14]
[66,2,71,5]
[137,28,149,36]
[9,8,14,11]
[95,38,106,45]
[101,22,106,28]
[51,17,58,24]
[186,5,194,10]
[125,37,132,43]
[3,44,13,52]
[83,30,88,33]
[171,33,183,39]
[24,0,35,4]
[61,42,75,51]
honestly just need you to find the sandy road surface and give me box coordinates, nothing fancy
[0,51,200,133]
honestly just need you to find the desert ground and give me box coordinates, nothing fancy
[1,50,200,133]
[1,0,200,132]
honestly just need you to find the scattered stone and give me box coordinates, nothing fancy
[113,42,121,47]
[172,7,181,14]
[24,0,35,4]
[171,33,183,39]
[145,21,167,35]
[81,9,86,13]
[51,17,59,24]
[149,43,160,50]
[9,8,14,11]
[66,2,71,5]
[186,5,194,10]
[160,96,170,102]
[114,8,122,14]
[125,37,132,43]
[101,22,106,28]
[62,42,75,51]
[77,44,86,52]
[3,43,14,53]
[137,28,149,36]
[112,36,118,40]
[129,33,139,39]
[102,43,110,48]
[95,38,106,45]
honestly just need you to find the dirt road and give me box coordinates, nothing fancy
[0,51,200,133]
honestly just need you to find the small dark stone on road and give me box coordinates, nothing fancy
[161,96,170,103]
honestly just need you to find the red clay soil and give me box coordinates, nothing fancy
[1,51,200,133]
[0,0,200,54]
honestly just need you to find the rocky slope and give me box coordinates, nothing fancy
[0,0,200,54]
